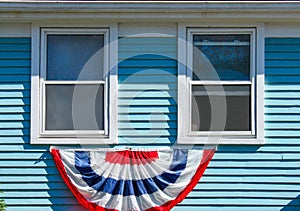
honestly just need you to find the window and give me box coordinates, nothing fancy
[31,26,118,144]
[178,27,264,144]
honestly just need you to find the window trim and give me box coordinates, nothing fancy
[31,23,118,144]
[177,23,265,145]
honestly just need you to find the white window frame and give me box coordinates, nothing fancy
[31,23,118,144]
[177,23,265,145]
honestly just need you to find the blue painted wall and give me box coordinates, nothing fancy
[0,36,300,210]
[0,38,83,211]
[118,37,177,145]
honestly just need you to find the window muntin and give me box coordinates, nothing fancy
[40,29,108,137]
[189,29,255,136]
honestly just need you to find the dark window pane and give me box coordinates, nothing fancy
[193,34,250,81]
[47,35,104,80]
[191,85,251,131]
[45,84,104,130]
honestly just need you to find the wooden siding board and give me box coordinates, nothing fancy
[265,92,300,98]
[265,44,300,52]
[0,190,74,198]
[118,45,177,53]
[118,105,177,113]
[119,83,177,90]
[266,52,300,60]
[118,137,177,144]
[0,107,30,114]
[0,121,30,128]
[0,44,31,52]
[266,84,300,91]
[0,83,30,90]
[0,168,59,176]
[265,38,300,45]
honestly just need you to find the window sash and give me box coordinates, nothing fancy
[187,28,256,137]
[39,28,109,137]
[188,83,254,136]
[41,81,107,136]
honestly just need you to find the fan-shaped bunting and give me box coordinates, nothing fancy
[51,148,214,211]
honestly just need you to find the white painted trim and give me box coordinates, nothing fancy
[31,23,118,145]
[177,24,265,145]
[35,137,114,145]
[250,28,256,137]
[177,137,264,145]
[44,81,106,85]
[103,28,109,136]
[0,23,30,37]
[177,22,188,146]
[3,2,300,13]
[108,23,119,144]
[256,23,265,144]
[182,22,264,28]
[192,91,250,96]
[190,81,252,85]
[194,41,250,46]
[118,22,177,37]
[1,13,300,23]
[30,23,40,144]
[42,130,105,136]
[265,23,300,37]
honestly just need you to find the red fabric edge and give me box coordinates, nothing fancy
[105,150,159,165]
[51,148,118,211]
[145,149,215,211]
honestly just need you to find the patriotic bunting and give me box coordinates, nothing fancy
[51,148,214,211]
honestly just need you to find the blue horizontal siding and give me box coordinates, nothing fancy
[0,44,31,51]
[118,37,177,145]
[0,38,82,211]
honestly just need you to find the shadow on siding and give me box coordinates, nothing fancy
[281,194,300,211]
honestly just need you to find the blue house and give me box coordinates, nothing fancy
[0,1,300,210]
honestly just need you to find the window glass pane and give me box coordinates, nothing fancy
[45,84,104,130]
[193,34,250,81]
[47,35,104,80]
[191,85,251,131]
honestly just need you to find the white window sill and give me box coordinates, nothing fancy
[177,135,264,145]
[31,137,117,145]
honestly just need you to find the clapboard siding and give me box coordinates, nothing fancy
[181,38,300,210]
[1,36,300,211]
[118,37,177,145]
[0,38,84,211]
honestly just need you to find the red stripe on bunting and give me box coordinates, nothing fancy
[51,148,118,211]
[145,149,215,211]
[105,150,159,165]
